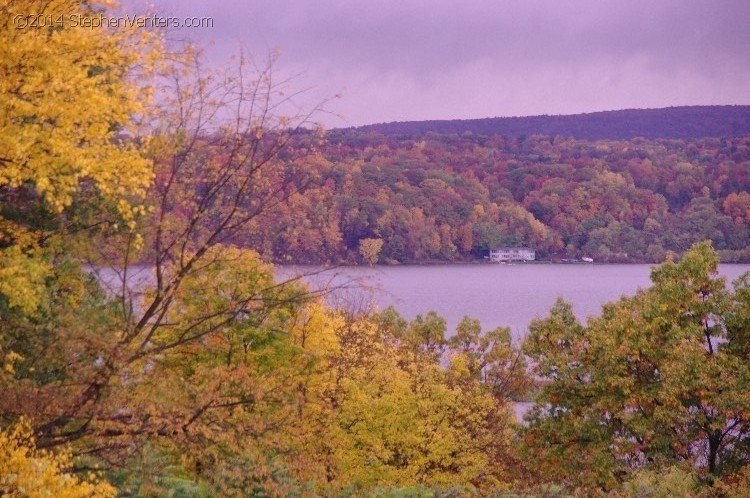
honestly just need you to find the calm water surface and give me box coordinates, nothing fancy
[280,263,750,341]
[95,263,750,341]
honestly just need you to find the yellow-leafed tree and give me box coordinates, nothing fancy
[286,307,527,494]
[0,0,154,215]
[0,421,115,497]
[0,0,158,318]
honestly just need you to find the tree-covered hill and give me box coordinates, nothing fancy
[352,105,750,140]
[244,131,750,264]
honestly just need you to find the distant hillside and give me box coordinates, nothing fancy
[352,105,750,140]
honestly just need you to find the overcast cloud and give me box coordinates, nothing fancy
[123,0,750,127]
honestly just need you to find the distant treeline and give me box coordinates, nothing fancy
[354,105,750,140]
[239,130,750,264]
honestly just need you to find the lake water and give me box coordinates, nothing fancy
[94,263,750,342]
[279,263,750,341]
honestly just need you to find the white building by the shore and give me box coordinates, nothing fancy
[489,247,535,262]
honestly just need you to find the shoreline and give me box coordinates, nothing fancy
[279,260,750,268]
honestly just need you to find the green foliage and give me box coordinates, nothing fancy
[523,241,750,492]
[613,466,699,498]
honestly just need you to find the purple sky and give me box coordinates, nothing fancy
[124,0,750,127]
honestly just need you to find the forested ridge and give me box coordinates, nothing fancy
[2,1,750,496]
[354,105,750,140]
[246,130,750,264]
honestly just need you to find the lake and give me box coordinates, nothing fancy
[279,263,750,341]
[94,262,750,341]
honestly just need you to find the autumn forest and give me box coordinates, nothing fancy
[251,126,750,264]
[2,1,750,497]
